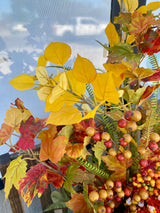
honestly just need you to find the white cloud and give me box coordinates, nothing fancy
[12,24,27,32]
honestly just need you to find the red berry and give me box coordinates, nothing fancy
[148,141,159,152]
[118,119,127,128]
[104,140,112,148]
[105,206,112,213]
[139,159,148,167]
[92,132,101,141]
[115,196,122,202]
[124,110,132,121]
[114,180,122,188]
[120,139,128,147]
[124,187,132,196]
[117,153,125,161]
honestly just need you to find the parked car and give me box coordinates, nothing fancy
[53,16,106,37]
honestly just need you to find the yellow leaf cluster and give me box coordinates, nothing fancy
[4,156,27,200]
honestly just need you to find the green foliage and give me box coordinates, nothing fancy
[78,157,109,179]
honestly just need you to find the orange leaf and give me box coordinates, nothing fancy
[0,123,13,145]
[102,155,132,182]
[65,142,83,159]
[38,125,67,163]
[127,10,155,36]
[139,84,160,106]
[66,193,93,213]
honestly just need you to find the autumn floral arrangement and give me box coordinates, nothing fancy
[1,1,160,213]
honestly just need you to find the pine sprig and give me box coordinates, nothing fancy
[77,157,109,179]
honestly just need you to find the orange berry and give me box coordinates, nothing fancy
[97,205,106,213]
[108,200,115,209]
[148,171,155,178]
[133,194,141,202]
[137,145,146,155]
[117,190,125,198]
[126,121,137,132]
[106,179,114,189]
[108,148,117,157]
[124,150,132,159]
[131,110,142,122]
[150,179,155,187]
[123,134,132,143]
[101,132,110,141]
[106,189,114,198]
[89,191,99,202]
[86,127,95,136]
[115,187,122,193]
[129,204,137,212]
[156,179,160,185]
[99,189,108,199]
[150,132,160,143]
[139,190,149,200]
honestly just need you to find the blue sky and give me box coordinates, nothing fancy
[0,0,11,15]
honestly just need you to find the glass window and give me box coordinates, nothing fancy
[0,0,111,155]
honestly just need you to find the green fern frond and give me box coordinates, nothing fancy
[142,54,159,144]
[149,54,159,70]
[100,114,120,144]
[78,157,109,179]
[86,84,94,101]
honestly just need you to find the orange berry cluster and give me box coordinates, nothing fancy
[118,110,142,132]
[88,179,127,213]
[125,163,160,212]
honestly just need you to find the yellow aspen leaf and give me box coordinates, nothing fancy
[4,156,27,200]
[136,5,147,14]
[81,102,104,121]
[126,34,135,44]
[35,66,49,85]
[123,0,138,12]
[46,105,82,125]
[124,67,156,80]
[92,72,119,104]
[147,2,160,11]
[59,71,68,90]
[37,86,52,101]
[37,55,47,67]
[9,74,35,90]
[105,22,119,47]
[4,107,31,131]
[72,54,97,83]
[49,85,64,103]
[103,63,127,87]
[44,42,71,66]
[45,92,80,112]
[45,70,86,112]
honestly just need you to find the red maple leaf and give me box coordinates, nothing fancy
[139,28,160,55]
[19,163,49,206]
[16,116,46,150]
[47,169,64,188]
[142,68,160,82]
